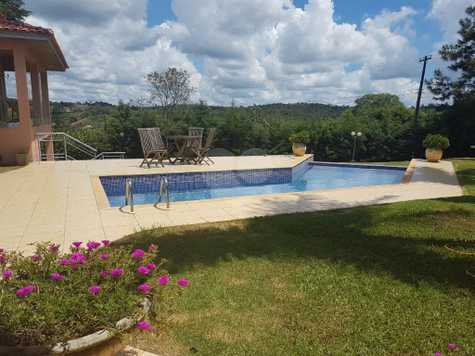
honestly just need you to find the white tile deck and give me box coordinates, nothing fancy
[0,156,463,252]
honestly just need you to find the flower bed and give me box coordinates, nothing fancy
[0,241,188,351]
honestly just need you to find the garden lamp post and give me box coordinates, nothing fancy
[351,131,362,162]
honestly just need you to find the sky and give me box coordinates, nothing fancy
[24,0,473,107]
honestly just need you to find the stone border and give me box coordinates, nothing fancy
[50,298,151,354]
[91,175,110,210]
[94,155,314,210]
[401,159,417,184]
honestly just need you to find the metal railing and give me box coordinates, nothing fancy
[39,153,76,160]
[155,176,170,209]
[36,132,125,161]
[93,152,126,160]
[123,178,134,213]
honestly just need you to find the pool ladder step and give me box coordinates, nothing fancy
[122,178,135,213]
[155,177,170,209]
[121,177,170,213]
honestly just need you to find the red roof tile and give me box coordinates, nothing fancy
[0,15,53,36]
[0,15,68,70]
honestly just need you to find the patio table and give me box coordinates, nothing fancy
[167,135,202,164]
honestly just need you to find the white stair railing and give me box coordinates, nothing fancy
[36,132,125,161]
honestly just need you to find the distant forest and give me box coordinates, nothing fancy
[50,94,474,162]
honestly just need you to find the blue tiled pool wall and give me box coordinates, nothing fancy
[292,160,313,180]
[99,165,311,196]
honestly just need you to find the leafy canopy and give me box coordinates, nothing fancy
[146,67,194,121]
[423,134,450,150]
[0,0,31,21]
[428,5,475,102]
[289,131,311,144]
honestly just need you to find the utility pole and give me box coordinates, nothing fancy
[414,55,432,125]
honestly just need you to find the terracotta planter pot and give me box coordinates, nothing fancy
[425,148,443,162]
[292,143,306,157]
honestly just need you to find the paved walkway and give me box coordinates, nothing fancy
[0,157,463,253]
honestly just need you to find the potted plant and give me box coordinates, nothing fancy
[289,131,311,157]
[423,134,450,162]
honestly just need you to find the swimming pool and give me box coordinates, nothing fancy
[100,162,406,207]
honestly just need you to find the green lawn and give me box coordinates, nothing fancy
[123,158,475,356]
[452,158,475,195]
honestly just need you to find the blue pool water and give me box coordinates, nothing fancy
[102,163,405,207]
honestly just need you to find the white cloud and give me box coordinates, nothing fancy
[427,0,472,84]
[429,0,473,42]
[24,0,431,106]
[25,0,200,103]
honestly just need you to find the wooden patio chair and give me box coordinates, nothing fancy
[138,128,168,168]
[188,127,204,150]
[193,128,216,165]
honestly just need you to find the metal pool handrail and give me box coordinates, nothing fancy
[155,176,170,209]
[123,178,134,213]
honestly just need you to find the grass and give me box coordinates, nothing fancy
[452,158,475,195]
[122,158,475,356]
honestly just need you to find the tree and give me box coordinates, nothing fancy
[146,67,194,122]
[427,6,475,102]
[0,0,31,21]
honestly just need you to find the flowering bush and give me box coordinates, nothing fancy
[0,242,188,349]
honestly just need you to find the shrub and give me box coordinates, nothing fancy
[0,241,188,349]
[423,134,450,150]
[289,131,311,144]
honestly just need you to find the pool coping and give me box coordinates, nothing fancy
[95,159,462,231]
[94,159,415,211]
[310,161,407,170]
[1,157,463,254]
[93,156,314,209]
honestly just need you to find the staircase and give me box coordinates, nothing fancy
[36,132,126,160]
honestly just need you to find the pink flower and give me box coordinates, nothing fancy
[448,343,458,351]
[137,266,150,275]
[2,269,13,280]
[72,241,82,249]
[59,258,72,266]
[434,353,442,356]
[86,241,101,251]
[148,244,158,253]
[88,285,101,296]
[0,254,5,264]
[111,268,124,278]
[99,252,109,261]
[48,244,60,253]
[16,285,35,298]
[138,283,152,294]
[146,262,156,271]
[50,272,64,281]
[131,249,145,259]
[177,278,190,287]
[136,320,152,331]
[70,252,87,265]
[99,270,109,279]
[157,275,169,286]
[101,240,110,247]
[31,255,40,262]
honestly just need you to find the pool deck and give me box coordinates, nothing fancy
[0,155,463,254]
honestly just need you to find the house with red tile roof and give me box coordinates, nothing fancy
[0,14,67,165]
